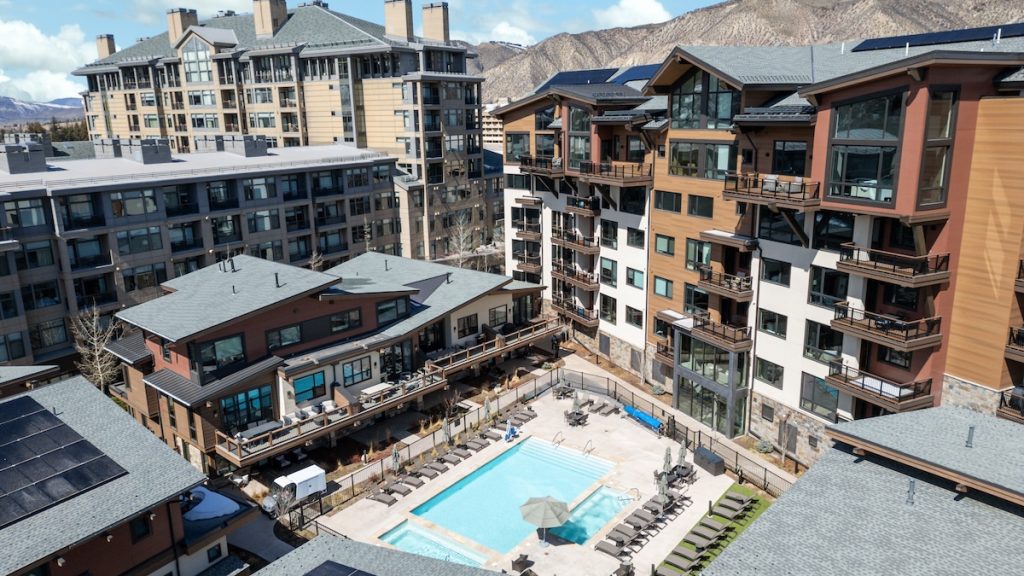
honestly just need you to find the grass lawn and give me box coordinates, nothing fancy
[657,483,771,574]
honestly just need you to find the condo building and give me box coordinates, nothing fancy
[75,0,502,266]
[0,136,399,369]
[494,66,663,377]
[107,253,553,473]
[642,26,1024,463]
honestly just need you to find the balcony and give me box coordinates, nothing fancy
[655,339,674,365]
[578,161,653,186]
[518,156,563,177]
[551,298,600,328]
[832,302,943,352]
[697,267,753,302]
[997,388,1024,424]
[171,239,203,253]
[551,227,600,255]
[550,263,598,291]
[565,195,601,217]
[166,203,200,218]
[1016,261,1024,294]
[514,196,543,207]
[837,243,950,288]
[690,313,752,353]
[215,369,448,467]
[1005,327,1024,364]
[826,362,934,413]
[723,173,821,210]
[65,215,106,230]
[70,254,112,271]
[513,220,542,241]
[514,253,542,274]
[427,319,562,377]
[0,228,19,253]
[76,292,119,309]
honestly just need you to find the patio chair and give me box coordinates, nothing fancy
[699,517,731,534]
[400,475,424,488]
[691,524,725,541]
[440,453,462,465]
[368,491,397,506]
[631,509,658,524]
[657,566,689,576]
[511,554,530,572]
[595,540,626,558]
[711,505,747,521]
[452,448,472,459]
[623,513,652,531]
[608,524,642,544]
[590,399,607,414]
[718,497,753,513]
[388,483,412,497]
[415,466,439,479]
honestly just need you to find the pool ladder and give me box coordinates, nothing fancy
[583,439,594,456]
[619,487,641,502]
[552,431,565,447]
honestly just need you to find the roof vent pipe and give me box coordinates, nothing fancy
[232,285,237,295]
[906,479,916,505]
[841,41,845,55]
[905,42,909,56]
[965,425,975,448]
[275,272,281,288]
[385,259,389,271]
[446,272,452,284]
[230,258,237,272]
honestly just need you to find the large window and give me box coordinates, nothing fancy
[685,239,710,271]
[812,211,855,251]
[918,89,957,207]
[627,227,645,248]
[5,199,47,228]
[331,308,362,333]
[654,276,673,298]
[626,306,643,328]
[183,38,212,83]
[687,195,714,218]
[117,226,162,255]
[0,332,26,361]
[620,187,646,215]
[704,144,736,180]
[655,234,675,255]
[16,241,54,270]
[29,319,67,350]
[626,136,645,163]
[684,284,709,314]
[626,268,644,289]
[808,266,848,307]
[670,68,739,130]
[197,335,245,377]
[761,258,791,285]
[294,372,326,403]
[535,106,555,130]
[342,356,372,386]
[884,284,918,311]
[21,281,60,310]
[670,68,703,129]
[600,220,618,249]
[267,324,301,350]
[568,135,590,170]
[600,294,617,324]
[376,298,409,324]
[535,134,555,157]
[669,141,698,177]
[800,373,839,422]
[755,357,784,389]
[506,133,529,160]
[247,209,280,233]
[457,313,479,339]
[669,142,736,180]
[111,190,158,217]
[758,309,787,338]
[600,257,617,287]
[654,190,682,212]
[243,177,277,201]
[123,263,167,292]
[828,92,904,204]
[569,107,590,132]
[488,305,508,327]
[757,209,805,246]
[0,292,18,320]
[219,385,272,431]
[773,141,808,176]
[804,320,843,364]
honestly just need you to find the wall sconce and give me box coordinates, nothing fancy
[149,512,157,521]
[56,558,66,567]
[105,533,114,543]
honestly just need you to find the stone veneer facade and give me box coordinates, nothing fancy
[940,374,1006,415]
[749,392,830,467]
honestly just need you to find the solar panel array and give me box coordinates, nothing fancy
[853,22,1024,52]
[0,396,127,529]
[611,64,661,84]
[535,68,618,92]
[305,561,377,576]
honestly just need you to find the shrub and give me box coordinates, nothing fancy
[755,439,775,454]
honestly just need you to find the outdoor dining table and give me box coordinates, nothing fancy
[360,382,395,399]
[237,419,283,441]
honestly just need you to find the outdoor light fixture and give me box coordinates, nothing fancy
[105,533,114,542]
[149,512,157,521]
[56,558,66,567]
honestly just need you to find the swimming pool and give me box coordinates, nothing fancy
[549,486,628,544]
[380,521,487,567]
[411,438,613,552]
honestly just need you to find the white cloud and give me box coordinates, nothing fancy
[593,0,672,29]
[0,19,93,101]
[455,20,536,46]
[0,70,86,102]
[128,0,254,24]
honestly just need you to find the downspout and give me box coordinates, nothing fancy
[745,239,763,438]
[165,500,182,576]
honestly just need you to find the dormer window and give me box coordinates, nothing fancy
[182,38,212,83]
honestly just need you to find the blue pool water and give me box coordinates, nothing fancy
[549,486,628,544]
[411,438,613,553]
[380,521,487,567]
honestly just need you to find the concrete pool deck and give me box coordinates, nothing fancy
[318,391,734,575]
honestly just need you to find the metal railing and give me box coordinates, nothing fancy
[724,172,821,202]
[551,263,598,286]
[998,389,1024,418]
[551,298,599,322]
[1008,327,1024,350]
[838,243,950,277]
[551,227,600,251]
[833,303,942,342]
[656,340,674,361]
[565,195,601,213]
[692,313,751,345]
[698,267,753,294]
[578,161,652,180]
[827,362,932,403]
[428,320,562,373]
[517,155,563,172]
[514,253,542,268]
[512,220,542,235]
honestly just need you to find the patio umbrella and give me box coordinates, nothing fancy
[663,446,673,475]
[658,471,669,498]
[484,397,492,422]
[520,496,570,546]
[391,445,401,475]
[677,439,688,467]
[442,418,452,445]
[571,392,581,413]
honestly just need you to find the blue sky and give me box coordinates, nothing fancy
[0,0,714,102]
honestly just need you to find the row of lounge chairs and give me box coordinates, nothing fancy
[657,491,759,575]
[596,484,694,560]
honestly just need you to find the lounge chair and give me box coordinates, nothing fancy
[609,524,641,542]
[599,402,619,416]
[510,415,528,427]
[699,517,730,533]
[466,439,487,451]
[691,524,724,541]
[484,429,503,441]
[441,453,462,465]
[590,399,607,413]
[656,566,686,576]
[388,483,412,496]
[595,540,625,558]
[452,448,472,459]
[718,497,752,513]
[665,553,701,572]
[670,546,704,562]
[511,554,530,572]
[711,505,747,521]
[632,509,658,524]
[368,491,397,506]
[725,491,756,507]
[683,531,715,550]
[623,513,651,530]
[415,465,439,479]
[400,475,424,488]
[426,461,449,473]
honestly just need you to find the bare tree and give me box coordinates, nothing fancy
[71,306,122,393]
[307,249,325,272]
[447,207,476,269]
[362,215,374,254]
[441,390,463,445]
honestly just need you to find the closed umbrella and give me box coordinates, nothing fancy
[391,444,401,475]
[520,496,570,546]
[677,439,688,467]
[442,418,452,445]
[483,397,492,422]
[663,446,673,475]
[572,392,581,413]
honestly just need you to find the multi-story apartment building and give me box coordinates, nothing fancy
[108,252,553,473]
[0,376,255,576]
[642,25,1024,463]
[494,67,663,377]
[0,136,399,369]
[75,0,500,267]
[482,98,510,147]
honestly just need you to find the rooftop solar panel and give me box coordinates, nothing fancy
[853,22,1024,52]
[535,68,618,92]
[0,396,127,529]
[611,64,661,84]
[305,561,376,576]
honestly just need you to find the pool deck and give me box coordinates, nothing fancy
[318,391,734,575]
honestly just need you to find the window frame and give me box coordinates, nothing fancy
[800,372,839,423]
[293,371,327,403]
[653,276,673,299]
[754,357,784,389]
[826,88,907,207]
[687,194,714,218]
[917,87,959,209]
[341,356,372,387]
[760,258,791,286]
[758,309,788,339]
[654,190,682,213]
[456,313,479,339]
[654,234,675,256]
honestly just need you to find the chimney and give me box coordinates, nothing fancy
[422,2,450,43]
[254,0,288,38]
[96,34,116,59]
[384,0,414,41]
[167,8,198,46]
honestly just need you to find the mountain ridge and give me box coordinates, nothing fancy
[0,96,83,125]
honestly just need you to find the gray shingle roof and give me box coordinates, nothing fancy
[552,83,647,104]
[144,356,284,407]
[702,445,1024,576]
[117,255,341,342]
[0,377,205,575]
[105,331,152,364]
[256,533,499,576]
[828,406,1024,499]
[0,365,58,386]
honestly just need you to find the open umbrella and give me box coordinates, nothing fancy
[663,446,673,475]
[520,496,570,546]
[391,444,401,475]
[677,439,688,467]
